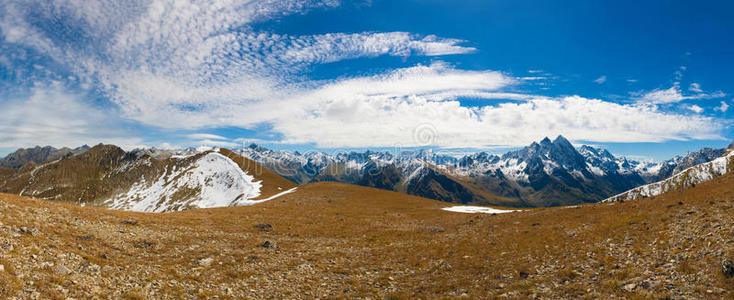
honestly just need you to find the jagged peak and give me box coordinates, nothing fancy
[552,135,572,146]
[540,137,552,145]
[579,145,597,152]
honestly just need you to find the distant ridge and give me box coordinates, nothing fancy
[0,145,91,168]
[238,135,727,207]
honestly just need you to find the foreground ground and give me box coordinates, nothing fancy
[1,175,733,299]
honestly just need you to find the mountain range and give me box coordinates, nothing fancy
[0,145,90,168]
[0,135,730,209]
[237,135,731,207]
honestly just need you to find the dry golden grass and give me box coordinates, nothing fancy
[0,173,732,298]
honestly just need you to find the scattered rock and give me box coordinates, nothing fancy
[638,281,651,289]
[197,257,214,267]
[138,241,155,248]
[54,264,72,275]
[519,271,529,279]
[121,220,138,225]
[0,264,4,272]
[425,226,445,233]
[262,240,278,249]
[76,235,93,241]
[296,263,313,271]
[723,260,734,278]
[253,223,273,232]
[622,283,636,292]
[19,226,35,236]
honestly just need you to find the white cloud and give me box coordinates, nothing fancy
[0,86,143,149]
[270,92,724,148]
[638,86,686,104]
[279,33,475,66]
[195,139,239,148]
[637,85,726,104]
[0,0,476,119]
[594,76,607,84]
[186,133,230,141]
[689,83,703,93]
[715,101,730,112]
[686,104,704,114]
[105,62,521,129]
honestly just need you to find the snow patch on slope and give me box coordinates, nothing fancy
[107,153,262,212]
[442,205,521,214]
[604,151,734,202]
[251,187,298,203]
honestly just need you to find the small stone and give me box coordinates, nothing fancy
[88,264,101,273]
[19,226,34,236]
[622,283,636,292]
[138,241,155,248]
[722,260,734,278]
[121,220,138,225]
[253,223,273,232]
[0,264,4,272]
[197,257,214,267]
[54,264,72,275]
[425,226,445,233]
[262,240,278,249]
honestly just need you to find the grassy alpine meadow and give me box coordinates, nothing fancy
[1,174,733,299]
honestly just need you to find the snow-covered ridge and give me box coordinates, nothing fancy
[603,150,734,203]
[106,152,263,212]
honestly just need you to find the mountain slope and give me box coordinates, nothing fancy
[604,149,734,202]
[0,145,295,212]
[1,176,733,298]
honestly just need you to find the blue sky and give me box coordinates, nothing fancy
[0,0,732,161]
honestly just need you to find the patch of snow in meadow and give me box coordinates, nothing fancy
[442,205,521,214]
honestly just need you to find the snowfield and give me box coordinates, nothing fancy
[107,153,263,212]
[442,205,521,214]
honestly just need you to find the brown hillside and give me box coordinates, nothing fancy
[0,177,733,298]
[0,146,296,209]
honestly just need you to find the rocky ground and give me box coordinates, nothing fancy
[1,175,733,299]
